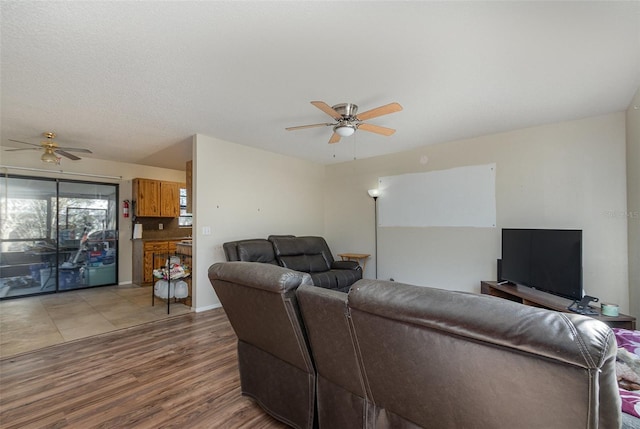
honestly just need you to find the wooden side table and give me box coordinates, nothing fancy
[337,253,371,271]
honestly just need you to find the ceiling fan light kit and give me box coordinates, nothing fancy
[41,148,59,163]
[286,100,402,144]
[334,123,356,137]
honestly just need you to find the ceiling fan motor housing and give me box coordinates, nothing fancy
[332,103,358,119]
[332,104,359,136]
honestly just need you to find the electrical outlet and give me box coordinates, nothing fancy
[159,223,163,230]
[203,226,211,235]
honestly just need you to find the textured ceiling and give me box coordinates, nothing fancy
[1,1,639,171]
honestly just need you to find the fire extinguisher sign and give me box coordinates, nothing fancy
[123,200,130,218]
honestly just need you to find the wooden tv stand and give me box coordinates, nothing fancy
[481,281,636,330]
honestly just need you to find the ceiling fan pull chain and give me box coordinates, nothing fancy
[353,132,357,160]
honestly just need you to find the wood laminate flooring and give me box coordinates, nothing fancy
[0,308,287,428]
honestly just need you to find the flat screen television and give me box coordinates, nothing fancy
[501,228,583,301]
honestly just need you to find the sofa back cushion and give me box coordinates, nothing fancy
[296,284,370,428]
[237,240,277,264]
[223,239,277,264]
[269,236,334,273]
[209,261,314,371]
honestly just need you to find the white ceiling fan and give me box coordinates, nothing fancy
[286,101,403,144]
[5,132,93,163]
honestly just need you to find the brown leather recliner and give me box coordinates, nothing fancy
[296,285,372,428]
[208,262,316,429]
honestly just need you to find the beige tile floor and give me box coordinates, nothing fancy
[0,284,191,358]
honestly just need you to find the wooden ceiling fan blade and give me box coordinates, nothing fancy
[356,102,403,121]
[55,150,81,160]
[57,147,93,153]
[328,132,341,144]
[8,139,41,147]
[311,101,343,120]
[286,123,333,131]
[358,123,396,136]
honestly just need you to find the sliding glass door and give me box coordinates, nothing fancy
[0,177,57,297]
[0,175,118,299]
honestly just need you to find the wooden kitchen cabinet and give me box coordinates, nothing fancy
[144,241,168,284]
[133,239,182,285]
[133,178,180,217]
[133,178,160,217]
[160,181,180,217]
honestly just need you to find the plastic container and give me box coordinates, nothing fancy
[174,280,189,299]
[29,263,48,283]
[58,268,81,290]
[154,279,175,299]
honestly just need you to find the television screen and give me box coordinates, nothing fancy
[501,229,582,301]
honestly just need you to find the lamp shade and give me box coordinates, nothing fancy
[334,124,355,137]
[368,188,380,198]
[41,149,58,163]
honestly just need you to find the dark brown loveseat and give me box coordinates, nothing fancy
[223,235,362,292]
[209,261,621,429]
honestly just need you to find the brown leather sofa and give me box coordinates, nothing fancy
[209,262,622,429]
[223,235,362,292]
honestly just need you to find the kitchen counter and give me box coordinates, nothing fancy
[175,241,192,256]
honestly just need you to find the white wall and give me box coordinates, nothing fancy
[5,111,631,316]
[325,113,630,312]
[627,89,640,318]
[1,151,185,285]
[192,134,326,311]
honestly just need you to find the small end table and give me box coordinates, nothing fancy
[337,253,371,271]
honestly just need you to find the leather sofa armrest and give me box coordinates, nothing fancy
[331,260,361,271]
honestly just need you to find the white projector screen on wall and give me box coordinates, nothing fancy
[377,164,496,228]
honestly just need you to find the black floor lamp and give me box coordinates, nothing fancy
[368,188,380,279]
